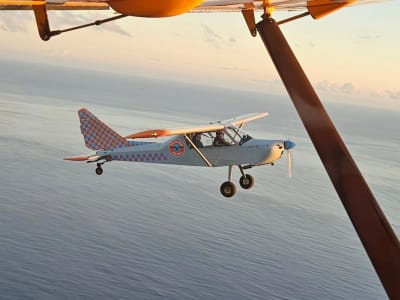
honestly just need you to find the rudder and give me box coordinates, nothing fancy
[78,108,129,150]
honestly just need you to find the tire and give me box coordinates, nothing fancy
[95,167,103,175]
[239,174,254,189]
[220,181,236,197]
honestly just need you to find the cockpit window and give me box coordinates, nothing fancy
[226,126,252,145]
[239,134,252,145]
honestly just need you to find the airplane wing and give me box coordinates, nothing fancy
[0,0,381,41]
[0,0,376,11]
[219,112,268,127]
[125,112,268,139]
[193,0,376,12]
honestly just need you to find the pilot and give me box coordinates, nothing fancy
[192,133,203,148]
[213,130,231,146]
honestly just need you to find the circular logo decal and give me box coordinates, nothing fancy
[169,140,185,157]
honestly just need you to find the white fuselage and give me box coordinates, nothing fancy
[97,135,286,167]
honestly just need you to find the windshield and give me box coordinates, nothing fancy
[225,126,253,145]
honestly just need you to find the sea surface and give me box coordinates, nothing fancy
[0,59,399,299]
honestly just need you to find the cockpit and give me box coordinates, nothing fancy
[188,126,253,148]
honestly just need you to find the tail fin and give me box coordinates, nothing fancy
[78,108,129,150]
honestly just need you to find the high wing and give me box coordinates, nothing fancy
[0,0,379,41]
[0,0,374,12]
[125,112,268,139]
[193,0,377,13]
[219,112,268,127]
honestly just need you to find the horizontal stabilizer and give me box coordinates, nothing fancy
[64,155,101,161]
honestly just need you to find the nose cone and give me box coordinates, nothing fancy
[284,140,296,150]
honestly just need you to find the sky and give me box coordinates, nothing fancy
[0,0,399,110]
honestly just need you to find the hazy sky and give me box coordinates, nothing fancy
[0,1,399,110]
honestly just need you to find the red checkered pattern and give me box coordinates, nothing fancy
[111,152,168,162]
[78,108,129,150]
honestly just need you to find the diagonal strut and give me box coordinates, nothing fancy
[256,15,400,299]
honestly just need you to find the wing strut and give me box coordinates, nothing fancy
[31,3,126,41]
[184,134,213,167]
[256,15,400,299]
[32,1,51,41]
[241,9,256,37]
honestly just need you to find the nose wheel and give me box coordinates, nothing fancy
[95,163,103,175]
[239,174,254,189]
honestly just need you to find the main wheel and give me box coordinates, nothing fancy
[220,181,236,198]
[239,174,254,189]
[95,166,103,175]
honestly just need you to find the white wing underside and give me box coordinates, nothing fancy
[0,0,379,11]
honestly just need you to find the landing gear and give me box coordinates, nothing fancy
[219,165,255,197]
[95,163,103,175]
[238,165,254,190]
[239,174,254,189]
[220,181,236,198]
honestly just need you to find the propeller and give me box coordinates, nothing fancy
[284,140,296,178]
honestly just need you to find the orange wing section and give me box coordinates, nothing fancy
[126,112,268,139]
[126,124,225,139]
[307,0,356,19]
[108,0,203,17]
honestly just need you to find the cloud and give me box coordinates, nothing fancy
[385,90,400,100]
[51,11,132,37]
[359,34,381,41]
[339,82,354,94]
[201,23,236,49]
[201,23,223,49]
[228,36,236,43]
[48,49,71,58]
[0,11,131,37]
[315,80,355,94]
[0,12,29,32]
[293,41,317,49]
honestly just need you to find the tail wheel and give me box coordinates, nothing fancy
[95,166,103,175]
[239,174,254,189]
[220,181,236,198]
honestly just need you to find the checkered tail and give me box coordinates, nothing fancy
[78,108,129,150]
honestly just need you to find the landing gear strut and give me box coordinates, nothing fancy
[238,165,254,189]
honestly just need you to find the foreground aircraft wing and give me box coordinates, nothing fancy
[125,112,268,139]
[0,0,374,11]
[0,0,380,41]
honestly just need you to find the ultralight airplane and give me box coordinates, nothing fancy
[64,108,295,197]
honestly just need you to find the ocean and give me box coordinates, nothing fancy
[0,58,399,299]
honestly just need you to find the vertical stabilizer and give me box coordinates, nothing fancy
[78,108,129,150]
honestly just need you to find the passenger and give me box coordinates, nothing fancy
[192,133,204,148]
[213,130,230,146]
